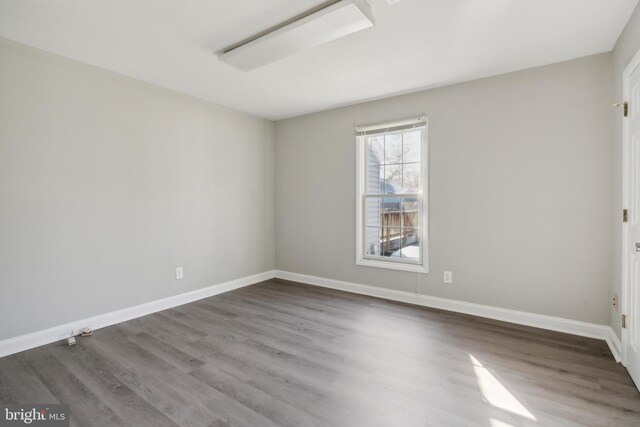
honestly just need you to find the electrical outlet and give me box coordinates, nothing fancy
[444,271,453,284]
[175,267,184,280]
[613,294,619,311]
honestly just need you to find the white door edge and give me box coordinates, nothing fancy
[621,46,640,367]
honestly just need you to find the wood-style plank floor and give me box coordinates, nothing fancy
[1,279,639,426]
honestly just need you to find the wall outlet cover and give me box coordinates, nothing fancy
[444,271,453,284]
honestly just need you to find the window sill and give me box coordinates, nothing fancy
[356,258,428,274]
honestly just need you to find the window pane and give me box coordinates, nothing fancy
[399,229,420,261]
[367,136,384,165]
[403,163,420,193]
[381,227,402,256]
[367,163,383,194]
[384,165,402,194]
[359,121,426,268]
[403,130,421,163]
[402,198,420,228]
[366,198,382,226]
[381,197,401,228]
[385,133,402,164]
[366,136,384,194]
[365,227,382,257]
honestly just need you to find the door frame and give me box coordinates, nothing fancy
[621,46,640,365]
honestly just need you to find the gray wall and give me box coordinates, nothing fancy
[0,39,275,340]
[275,54,614,325]
[0,31,623,341]
[612,3,640,339]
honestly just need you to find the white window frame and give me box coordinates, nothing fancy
[355,116,429,273]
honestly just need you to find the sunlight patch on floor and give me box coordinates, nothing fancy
[490,418,515,427]
[470,354,536,421]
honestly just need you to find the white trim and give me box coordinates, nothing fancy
[621,46,640,366]
[355,116,430,274]
[2,268,622,363]
[608,328,622,363]
[355,116,426,133]
[356,257,428,273]
[0,270,275,358]
[275,270,621,362]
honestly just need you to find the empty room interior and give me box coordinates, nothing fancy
[3,0,640,426]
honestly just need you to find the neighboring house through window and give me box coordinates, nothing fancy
[355,116,428,273]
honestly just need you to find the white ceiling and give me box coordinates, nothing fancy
[0,0,637,120]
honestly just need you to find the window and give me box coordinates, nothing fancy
[355,116,428,273]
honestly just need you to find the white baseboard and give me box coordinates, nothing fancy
[606,328,622,363]
[2,269,623,364]
[0,270,275,358]
[275,270,622,362]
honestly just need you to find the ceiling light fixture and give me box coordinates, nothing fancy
[218,0,374,71]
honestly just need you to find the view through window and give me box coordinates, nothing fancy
[356,117,427,271]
